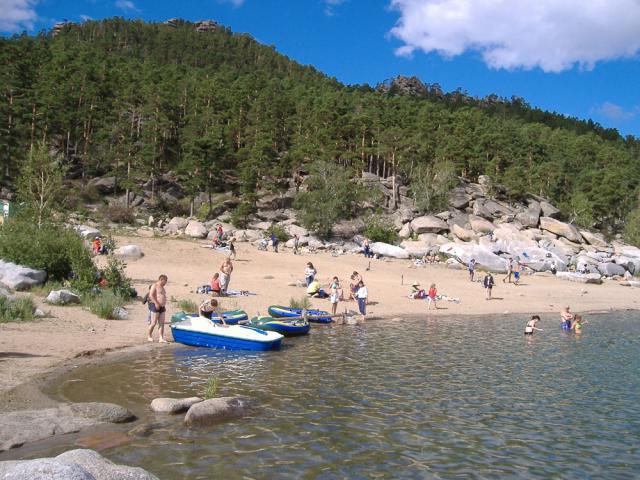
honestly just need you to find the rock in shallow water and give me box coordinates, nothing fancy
[150,397,203,414]
[184,396,250,427]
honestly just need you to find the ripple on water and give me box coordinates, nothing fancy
[51,312,640,479]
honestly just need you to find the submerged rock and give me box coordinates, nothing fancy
[184,396,250,427]
[150,397,203,414]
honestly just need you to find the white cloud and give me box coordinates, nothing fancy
[595,102,638,121]
[115,0,137,12]
[79,14,93,22]
[389,0,640,72]
[218,0,245,7]
[324,0,347,16]
[0,0,38,32]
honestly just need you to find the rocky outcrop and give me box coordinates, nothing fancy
[184,220,208,238]
[469,215,494,234]
[370,242,410,259]
[539,217,582,243]
[150,397,203,414]
[0,403,135,452]
[439,243,507,273]
[410,216,449,234]
[555,272,603,284]
[46,289,81,305]
[0,449,159,479]
[87,176,116,194]
[0,260,47,290]
[451,224,475,242]
[184,396,250,427]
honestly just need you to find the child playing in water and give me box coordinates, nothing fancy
[571,314,587,333]
[524,315,543,335]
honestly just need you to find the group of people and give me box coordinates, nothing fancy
[304,263,369,320]
[524,306,587,336]
[209,257,234,296]
[91,236,108,255]
[410,282,439,309]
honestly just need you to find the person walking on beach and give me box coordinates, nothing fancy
[484,272,495,300]
[513,259,521,286]
[503,258,513,283]
[355,280,368,322]
[524,315,543,335]
[148,274,168,343]
[293,234,300,255]
[305,262,316,286]
[427,283,438,310]
[220,257,234,294]
[330,276,341,315]
[270,232,279,253]
[468,259,476,282]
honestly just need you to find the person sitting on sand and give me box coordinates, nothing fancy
[210,273,222,296]
[427,283,438,310]
[560,306,573,330]
[410,281,426,299]
[199,298,219,320]
[524,315,543,335]
[571,314,587,333]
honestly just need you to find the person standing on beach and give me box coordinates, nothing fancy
[270,232,279,253]
[484,272,495,300]
[350,271,363,300]
[293,234,300,255]
[220,257,234,294]
[468,259,476,281]
[330,276,340,315]
[148,274,168,343]
[355,280,368,322]
[427,283,437,310]
[363,238,372,258]
[513,259,521,286]
[305,262,316,286]
[503,258,513,283]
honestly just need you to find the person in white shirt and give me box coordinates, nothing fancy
[355,280,368,322]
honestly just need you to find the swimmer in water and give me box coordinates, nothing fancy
[560,306,573,330]
[571,314,587,333]
[524,315,543,335]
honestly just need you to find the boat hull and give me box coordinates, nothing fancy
[248,316,310,337]
[171,317,282,351]
[268,305,332,323]
[171,310,248,325]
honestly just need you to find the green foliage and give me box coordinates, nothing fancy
[175,298,198,313]
[267,224,289,243]
[230,201,256,228]
[294,160,367,237]
[363,216,398,244]
[624,208,640,247]
[102,256,133,298]
[289,296,312,310]
[84,292,126,320]
[99,205,136,224]
[0,296,36,323]
[203,376,219,400]
[411,160,457,213]
[0,221,97,286]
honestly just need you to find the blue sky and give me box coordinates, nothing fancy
[3,0,640,137]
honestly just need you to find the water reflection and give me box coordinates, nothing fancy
[52,313,640,479]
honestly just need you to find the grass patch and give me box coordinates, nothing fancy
[172,297,198,313]
[84,292,127,320]
[289,296,312,310]
[203,376,219,400]
[0,296,36,323]
[29,281,65,298]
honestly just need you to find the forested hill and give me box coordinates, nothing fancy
[1,18,639,232]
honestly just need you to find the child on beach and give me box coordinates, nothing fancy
[148,274,168,343]
[355,280,368,322]
[210,272,222,296]
[305,262,316,286]
[483,272,495,300]
[349,271,363,300]
[524,315,543,335]
[427,283,437,310]
[330,276,340,315]
[199,298,219,319]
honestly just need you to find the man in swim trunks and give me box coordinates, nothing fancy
[148,274,168,343]
[513,259,521,285]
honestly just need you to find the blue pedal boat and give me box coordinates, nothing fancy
[248,316,310,337]
[171,315,283,351]
[268,305,332,323]
[171,310,248,325]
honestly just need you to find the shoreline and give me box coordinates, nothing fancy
[2,235,639,412]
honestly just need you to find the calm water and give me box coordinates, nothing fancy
[49,313,640,479]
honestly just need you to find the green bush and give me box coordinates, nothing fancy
[102,256,133,298]
[363,216,398,244]
[0,296,36,323]
[0,221,97,287]
[175,298,198,313]
[289,296,311,310]
[84,292,126,320]
[267,223,290,243]
[624,208,640,248]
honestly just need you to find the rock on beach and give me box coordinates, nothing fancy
[0,260,47,291]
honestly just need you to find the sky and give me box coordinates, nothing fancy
[2,0,640,138]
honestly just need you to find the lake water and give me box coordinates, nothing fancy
[49,312,640,479]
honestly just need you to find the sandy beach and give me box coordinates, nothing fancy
[1,235,638,400]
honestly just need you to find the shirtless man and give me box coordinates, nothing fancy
[148,274,168,343]
[219,257,234,294]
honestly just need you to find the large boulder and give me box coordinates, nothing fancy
[184,220,208,239]
[87,176,116,194]
[56,449,159,480]
[184,397,250,427]
[0,403,135,452]
[410,216,449,234]
[0,260,47,291]
[331,218,365,238]
[75,225,101,240]
[398,222,412,239]
[150,397,202,414]
[451,224,475,242]
[539,217,582,243]
[46,289,81,305]
[113,245,144,260]
[370,242,410,259]
[234,229,263,243]
[540,201,561,219]
[399,240,433,258]
[555,272,603,284]
[483,199,514,217]
[597,262,626,277]
[469,215,494,234]
[285,224,309,238]
[417,233,449,246]
[613,244,640,259]
[439,243,508,273]
[515,201,541,228]
[448,189,472,209]
[472,200,494,219]
[167,217,189,229]
[580,230,608,248]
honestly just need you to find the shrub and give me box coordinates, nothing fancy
[624,208,640,248]
[203,376,219,400]
[363,216,398,244]
[0,296,36,323]
[102,256,133,298]
[289,296,311,310]
[99,205,135,224]
[84,292,126,320]
[267,223,290,243]
[0,221,97,286]
[175,298,198,312]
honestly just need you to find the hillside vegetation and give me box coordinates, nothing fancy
[1,18,639,236]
